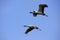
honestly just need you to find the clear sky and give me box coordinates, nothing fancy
[0,0,60,40]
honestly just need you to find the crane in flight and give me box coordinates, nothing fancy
[30,4,48,17]
[24,25,41,34]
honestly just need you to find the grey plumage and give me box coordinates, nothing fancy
[38,4,48,13]
[30,4,48,17]
[24,25,41,34]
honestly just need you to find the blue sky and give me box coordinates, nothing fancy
[0,0,60,40]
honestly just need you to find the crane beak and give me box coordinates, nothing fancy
[30,12,33,13]
[24,25,28,27]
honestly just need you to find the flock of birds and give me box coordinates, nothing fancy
[24,4,48,34]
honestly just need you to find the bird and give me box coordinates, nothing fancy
[24,25,41,34]
[30,4,48,17]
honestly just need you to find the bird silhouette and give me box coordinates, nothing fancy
[30,4,48,17]
[24,25,41,34]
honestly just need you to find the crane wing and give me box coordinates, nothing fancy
[38,4,44,13]
[25,27,34,34]
[38,4,48,13]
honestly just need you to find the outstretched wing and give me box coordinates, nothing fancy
[38,4,44,13]
[38,4,48,13]
[25,27,34,34]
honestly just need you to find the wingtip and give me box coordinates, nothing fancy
[25,33,27,34]
[25,32,28,34]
